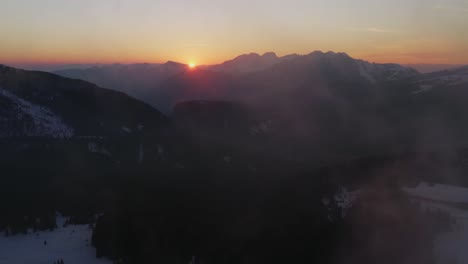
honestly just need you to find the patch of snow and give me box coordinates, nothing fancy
[0,88,74,138]
[433,218,468,264]
[402,182,468,264]
[358,61,376,83]
[334,188,358,211]
[418,72,468,88]
[402,182,468,204]
[87,142,111,156]
[323,188,358,219]
[0,214,111,264]
[121,126,132,133]
[250,120,273,135]
[412,84,434,94]
[88,142,98,153]
[437,74,468,85]
[357,61,417,82]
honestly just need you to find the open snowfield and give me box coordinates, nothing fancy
[0,215,111,264]
[404,182,468,264]
[403,182,468,204]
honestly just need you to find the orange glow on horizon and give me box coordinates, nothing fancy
[2,49,468,67]
[2,1,468,67]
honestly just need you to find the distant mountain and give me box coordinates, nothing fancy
[356,59,419,82]
[411,65,468,93]
[204,51,418,80]
[53,51,418,113]
[405,64,464,73]
[158,51,418,112]
[50,51,468,160]
[160,52,422,160]
[55,62,188,113]
[168,54,468,161]
[6,63,105,72]
[201,52,299,74]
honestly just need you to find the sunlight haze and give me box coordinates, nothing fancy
[1,0,468,65]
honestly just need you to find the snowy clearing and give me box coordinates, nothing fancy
[0,215,111,264]
[0,88,74,138]
[402,182,468,204]
[403,182,468,264]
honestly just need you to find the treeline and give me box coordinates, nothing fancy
[0,135,458,263]
[89,162,447,264]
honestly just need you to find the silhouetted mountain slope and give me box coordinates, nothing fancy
[201,52,299,74]
[0,65,168,138]
[163,52,418,160]
[155,69,237,113]
[381,65,468,149]
[173,100,262,152]
[50,52,468,160]
[55,62,188,113]
[0,65,182,236]
[167,53,468,162]
[174,100,255,129]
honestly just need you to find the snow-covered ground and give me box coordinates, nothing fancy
[0,88,74,138]
[0,215,111,264]
[402,182,468,204]
[403,182,468,264]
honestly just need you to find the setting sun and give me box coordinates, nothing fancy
[188,63,197,69]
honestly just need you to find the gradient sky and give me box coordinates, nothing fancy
[1,0,468,65]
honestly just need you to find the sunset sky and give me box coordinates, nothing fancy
[1,0,468,66]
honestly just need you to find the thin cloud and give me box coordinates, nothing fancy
[347,27,400,34]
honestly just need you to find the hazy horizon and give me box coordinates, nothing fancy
[4,51,466,73]
[2,0,468,66]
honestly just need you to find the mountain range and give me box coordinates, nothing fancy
[2,51,468,264]
[3,52,468,162]
[55,51,420,113]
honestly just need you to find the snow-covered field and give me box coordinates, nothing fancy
[403,182,468,264]
[0,215,111,264]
